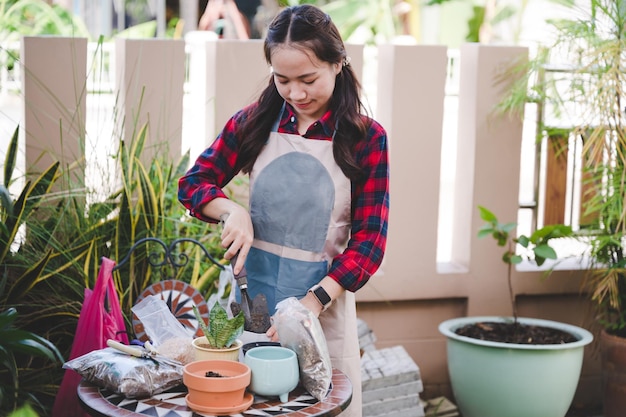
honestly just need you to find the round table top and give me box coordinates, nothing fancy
[78,368,352,417]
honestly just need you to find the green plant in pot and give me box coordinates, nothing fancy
[185,300,250,414]
[438,206,593,417]
[494,1,626,415]
[192,302,245,362]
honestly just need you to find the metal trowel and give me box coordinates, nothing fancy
[231,251,252,322]
[230,252,271,333]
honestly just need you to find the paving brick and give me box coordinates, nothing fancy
[362,380,423,403]
[374,406,428,417]
[358,318,377,352]
[376,409,427,417]
[361,345,422,391]
[363,393,424,416]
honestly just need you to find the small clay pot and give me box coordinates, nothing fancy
[183,359,251,413]
[192,337,243,362]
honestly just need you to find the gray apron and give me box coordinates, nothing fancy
[243,106,362,416]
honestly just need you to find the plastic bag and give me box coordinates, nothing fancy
[63,347,183,398]
[132,295,195,364]
[272,297,332,400]
[52,257,129,417]
[207,263,235,314]
[132,295,192,345]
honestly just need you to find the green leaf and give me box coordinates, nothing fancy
[0,307,18,329]
[0,181,30,263]
[3,126,18,189]
[493,231,508,247]
[8,403,40,417]
[136,158,159,231]
[195,302,244,349]
[466,5,486,42]
[477,225,494,238]
[478,205,497,223]
[5,249,53,302]
[501,222,517,233]
[516,235,530,248]
[534,244,557,260]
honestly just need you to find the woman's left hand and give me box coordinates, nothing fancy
[265,295,323,342]
[265,324,279,342]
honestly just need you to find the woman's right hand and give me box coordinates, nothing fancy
[219,205,253,274]
[201,197,253,275]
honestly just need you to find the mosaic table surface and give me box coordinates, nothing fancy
[78,368,352,417]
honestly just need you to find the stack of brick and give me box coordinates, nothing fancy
[357,318,377,353]
[361,345,425,417]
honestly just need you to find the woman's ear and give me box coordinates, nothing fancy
[334,62,342,75]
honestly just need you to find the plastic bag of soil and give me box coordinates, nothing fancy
[63,347,183,398]
[272,297,332,400]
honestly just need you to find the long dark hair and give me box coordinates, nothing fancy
[238,4,370,181]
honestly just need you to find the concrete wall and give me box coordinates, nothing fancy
[22,36,87,189]
[18,37,600,408]
[115,38,185,165]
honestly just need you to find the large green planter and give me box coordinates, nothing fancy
[439,316,593,417]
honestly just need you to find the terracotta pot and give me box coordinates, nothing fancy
[192,337,242,361]
[183,359,252,414]
[601,329,626,417]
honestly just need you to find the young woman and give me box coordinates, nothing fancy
[178,5,389,415]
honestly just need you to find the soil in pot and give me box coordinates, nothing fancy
[455,321,578,344]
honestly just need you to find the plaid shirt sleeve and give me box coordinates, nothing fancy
[328,118,389,292]
[177,107,249,222]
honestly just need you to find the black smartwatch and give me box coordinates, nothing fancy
[308,284,332,311]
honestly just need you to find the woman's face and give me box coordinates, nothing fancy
[271,46,341,125]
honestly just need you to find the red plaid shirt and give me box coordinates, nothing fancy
[178,103,389,292]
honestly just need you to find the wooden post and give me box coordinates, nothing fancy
[543,131,569,225]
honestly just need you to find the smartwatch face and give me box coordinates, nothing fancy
[313,286,331,306]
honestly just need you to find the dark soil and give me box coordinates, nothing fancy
[231,297,271,333]
[455,321,578,344]
[205,371,225,377]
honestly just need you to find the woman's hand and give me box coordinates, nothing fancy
[265,324,279,342]
[220,206,253,274]
[265,295,323,342]
[200,197,253,275]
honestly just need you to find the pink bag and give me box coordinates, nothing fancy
[52,257,129,417]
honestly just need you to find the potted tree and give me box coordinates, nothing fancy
[439,206,594,417]
[495,1,626,415]
[192,302,245,361]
